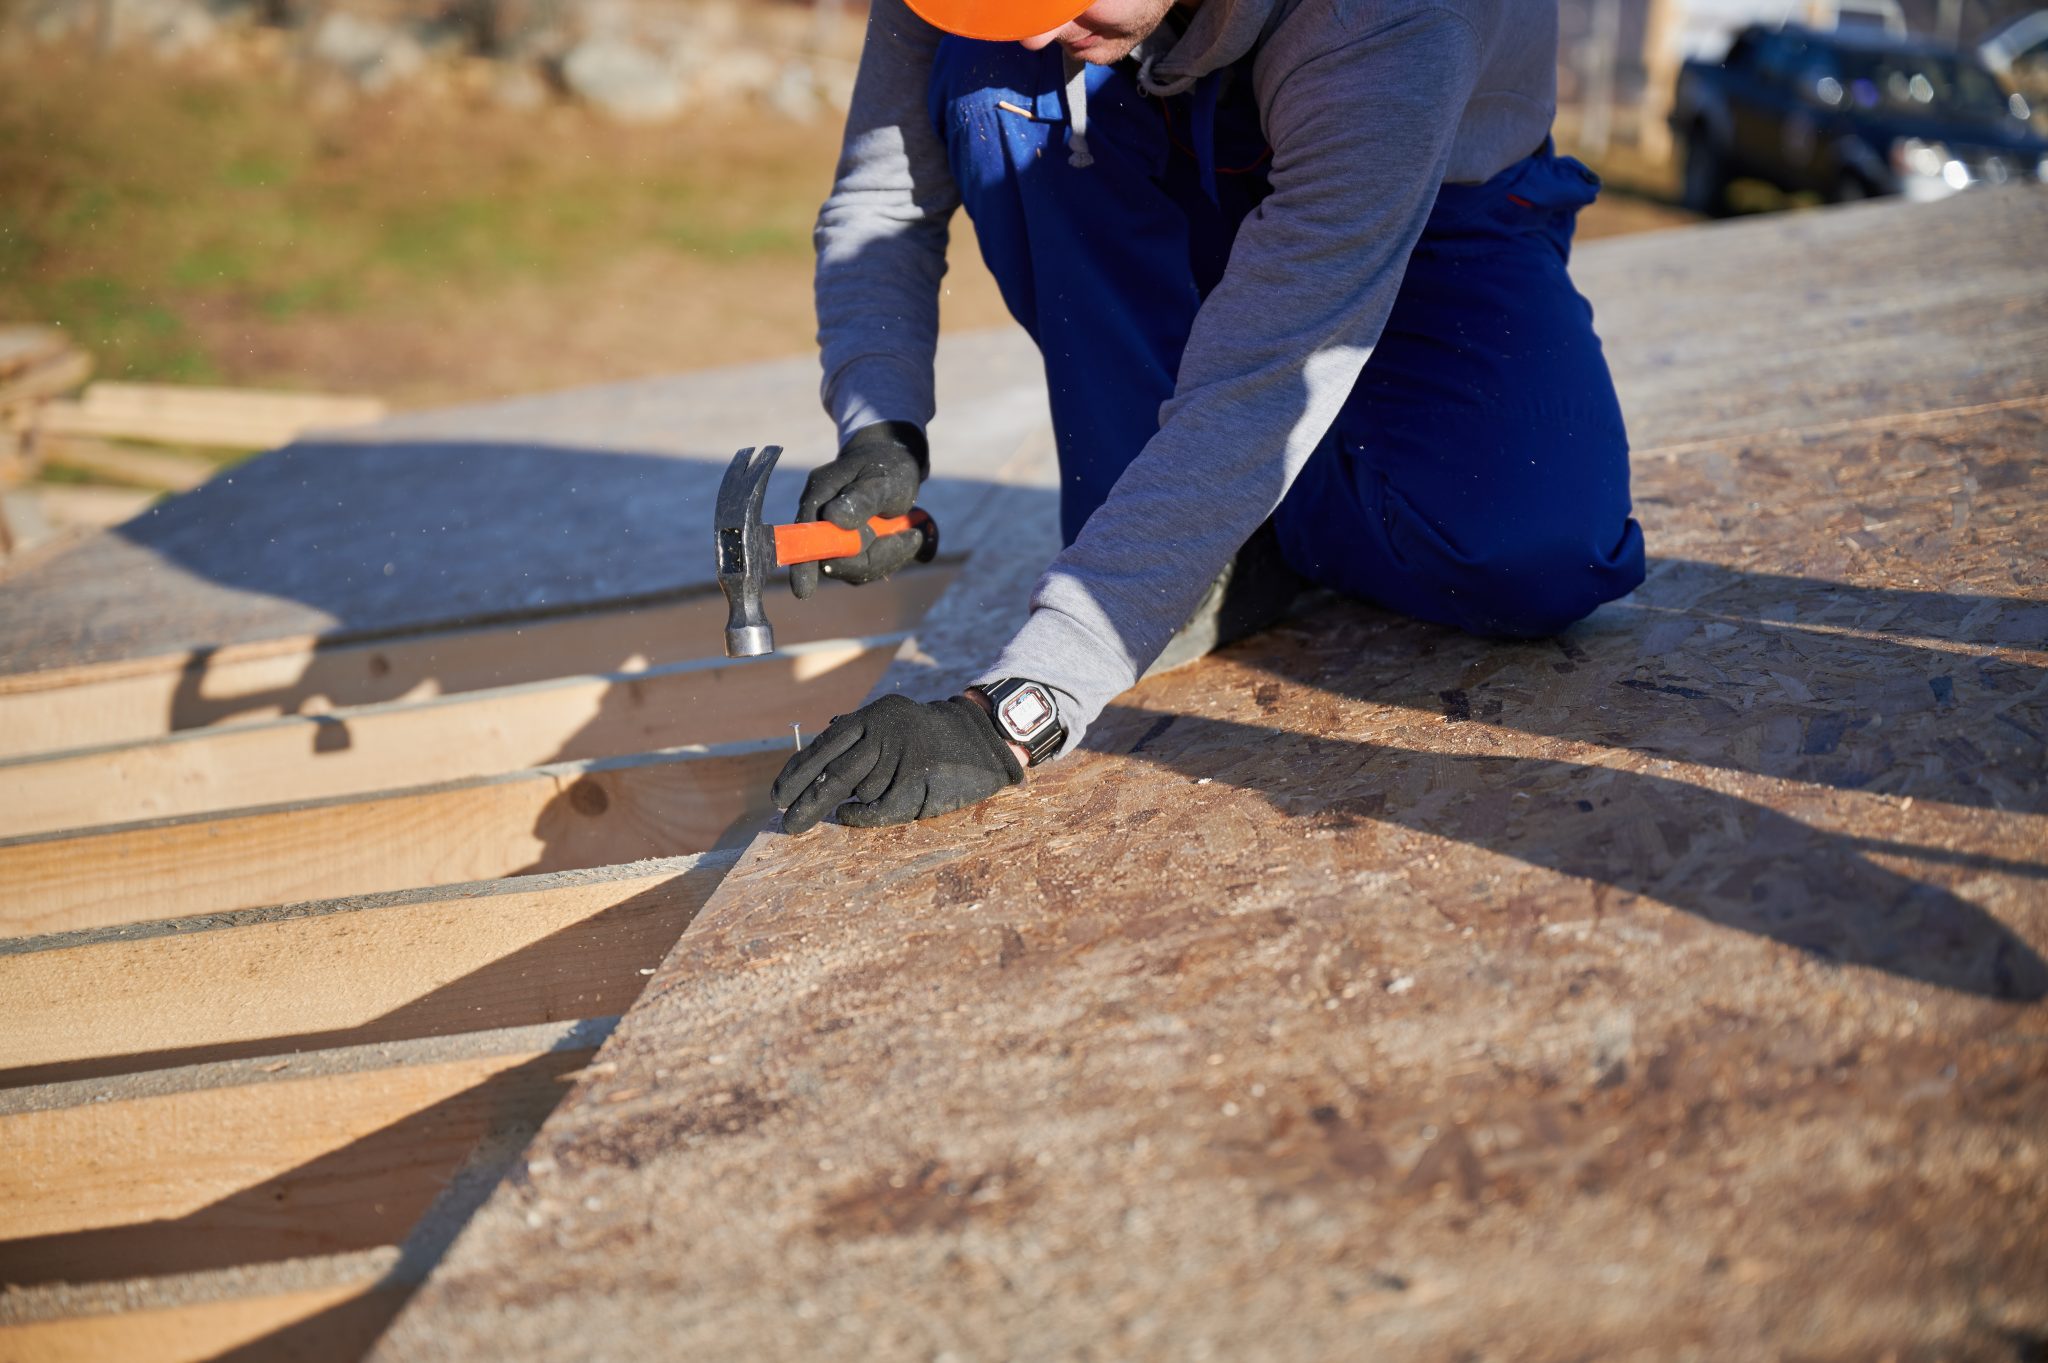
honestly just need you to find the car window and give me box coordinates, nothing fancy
[1836,49,2013,117]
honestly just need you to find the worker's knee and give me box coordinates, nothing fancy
[1425,518,1647,638]
[1275,427,1649,638]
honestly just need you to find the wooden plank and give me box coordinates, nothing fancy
[0,853,734,1087]
[40,437,216,492]
[73,383,385,427]
[22,485,156,531]
[0,741,785,938]
[38,383,385,450]
[0,431,30,493]
[0,567,953,760]
[0,346,92,412]
[0,1282,404,1363]
[0,326,75,384]
[0,342,92,493]
[0,1032,595,1286]
[0,632,899,838]
[0,489,57,559]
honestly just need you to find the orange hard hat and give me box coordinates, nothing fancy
[902,0,1092,42]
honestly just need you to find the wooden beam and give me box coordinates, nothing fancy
[0,339,93,493]
[0,632,899,838]
[37,383,385,451]
[0,326,80,385]
[21,485,157,532]
[0,741,785,939]
[39,437,217,492]
[0,1021,604,1286]
[0,1281,405,1363]
[0,853,734,1087]
[0,567,953,760]
[0,338,92,417]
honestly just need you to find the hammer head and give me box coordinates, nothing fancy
[714,443,782,657]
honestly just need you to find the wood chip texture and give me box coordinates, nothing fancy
[366,189,2043,1361]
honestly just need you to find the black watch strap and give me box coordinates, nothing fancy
[973,678,1067,767]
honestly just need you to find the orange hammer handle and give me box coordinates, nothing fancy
[772,509,932,566]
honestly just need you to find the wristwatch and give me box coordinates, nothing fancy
[970,678,1068,767]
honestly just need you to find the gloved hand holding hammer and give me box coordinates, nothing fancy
[788,421,933,600]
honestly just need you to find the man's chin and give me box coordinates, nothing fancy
[1069,37,1140,63]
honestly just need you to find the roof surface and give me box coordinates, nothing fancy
[367,189,2048,1359]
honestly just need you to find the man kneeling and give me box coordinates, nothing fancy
[774,0,1646,832]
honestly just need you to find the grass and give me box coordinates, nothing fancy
[0,46,847,397]
[1,42,1688,427]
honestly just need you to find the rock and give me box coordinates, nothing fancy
[307,10,426,95]
[490,61,550,111]
[814,58,857,112]
[27,0,218,58]
[688,46,775,104]
[561,36,683,122]
[767,59,821,122]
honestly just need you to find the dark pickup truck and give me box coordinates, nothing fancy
[1670,23,2048,213]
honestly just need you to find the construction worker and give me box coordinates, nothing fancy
[773,0,1647,832]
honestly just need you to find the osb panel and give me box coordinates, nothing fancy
[375,407,2046,1352]
[1584,188,2048,451]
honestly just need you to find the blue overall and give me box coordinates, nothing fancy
[929,40,1646,638]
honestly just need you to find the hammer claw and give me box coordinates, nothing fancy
[715,444,784,658]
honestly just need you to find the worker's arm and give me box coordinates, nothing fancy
[977,6,1484,752]
[814,0,960,444]
[800,0,957,597]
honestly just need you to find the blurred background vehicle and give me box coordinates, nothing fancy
[1979,9,2048,100]
[1556,0,2046,160]
[1669,21,2048,211]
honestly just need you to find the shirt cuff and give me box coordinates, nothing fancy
[823,354,936,445]
[972,606,1137,758]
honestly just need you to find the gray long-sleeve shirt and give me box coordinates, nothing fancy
[815,0,1558,752]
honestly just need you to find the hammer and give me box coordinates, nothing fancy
[714,444,939,658]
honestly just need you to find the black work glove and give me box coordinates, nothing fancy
[789,420,929,600]
[773,693,1023,834]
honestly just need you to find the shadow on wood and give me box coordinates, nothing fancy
[0,1051,585,1286]
[0,865,722,1088]
[1098,575,2047,1000]
[206,1283,414,1363]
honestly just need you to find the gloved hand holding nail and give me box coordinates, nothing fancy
[773,694,1023,833]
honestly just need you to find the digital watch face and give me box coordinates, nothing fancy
[998,684,1055,739]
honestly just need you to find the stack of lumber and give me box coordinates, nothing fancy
[5,374,391,552]
[357,189,2043,1360]
[0,328,92,476]
[0,329,1059,1361]
[38,383,387,453]
[0,327,94,554]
